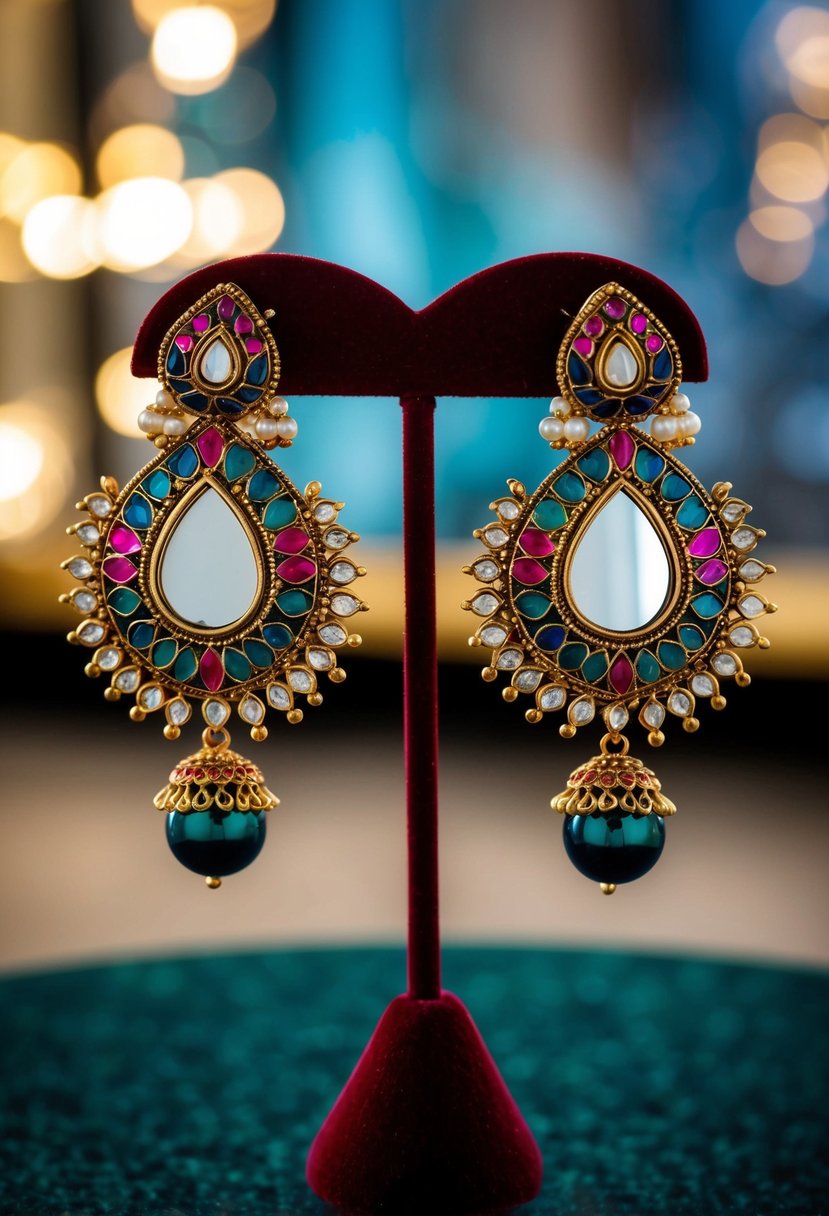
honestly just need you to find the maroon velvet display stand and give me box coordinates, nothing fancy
[134,253,707,1215]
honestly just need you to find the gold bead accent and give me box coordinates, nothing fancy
[163,724,181,741]
[250,725,268,742]
[205,877,222,889]
[287,709,303,724]
[600,883,617,895]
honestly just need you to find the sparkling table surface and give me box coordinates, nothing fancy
[1,946,827,1216]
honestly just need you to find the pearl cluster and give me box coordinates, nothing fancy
[138,388,190,446]
[538,396,590,448]
[237,395,299,450]
[650,390,701,448]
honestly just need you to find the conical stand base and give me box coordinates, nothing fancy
[306,991,543,1215]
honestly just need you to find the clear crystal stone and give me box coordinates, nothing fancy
[267,684,291,709]
[78,621,104,644]
[167,699,190,725]
[721,501,747,523]
[471,592,499,616]
[731,527,757,551]
[712,653,738,676]
[204,699,230,726]
[240,696,265,724]
[319,623,347,646]
[324,528,350,550]
[67,557,93,579]
[331,593,359,616]
[138,685,163,711]
[96,647,121,671]
[570,698,595,725]
[483,526,508,547]
[496,500,520,520]
[668,690,691,716]
[540,685,566,710]
[606,704,629,731]
[691,674,715,697]
[473,559,499,581]
[87,494,112,518]
[480,625,507,647]
[330,561,357,584]
[495,648,523,670]
[314,503,336,523]
[288,669,313,692]
[738,560,765,581]
[729,625,754,647]
[514,669,542,692]
[115,668,139,692]
[604,340,639,388]
[77,524,100,545]
[72,590,97,613]
[739,595,765,618]
[308,647,333,670]
[643,701,665,728]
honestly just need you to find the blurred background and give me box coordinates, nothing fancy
[1,0,827,974]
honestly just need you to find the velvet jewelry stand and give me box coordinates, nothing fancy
[133,252,707,1215]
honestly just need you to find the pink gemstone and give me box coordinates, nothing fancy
[277,556,317,583]
[234,314,253,335]
[696,558,728,585]
[200,649,224,692]
[218,295,235,320]
[645,333,664,353]
[512,557,548,585]
[609,654,634,695]
[102,556,138,583]
[519,529,556,558]
[604,298,626,319]
[192,314,210,333]
[274,527,310,554]
[687,528,722,558]
[109,524,141,555]
[609,430,635,470]
[196,427,224,467]
[175,334,193,352]
[584,315,604,338]
[246,337,263,354]
[573,336,593,358]
[630,312,648,334]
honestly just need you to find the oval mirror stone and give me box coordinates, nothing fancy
[160,487,260,628]
[568,490,671,632]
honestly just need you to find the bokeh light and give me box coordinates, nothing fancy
[168,177,244,267]
[748,204,813,241]
[151,6,238,95]
[755,139,828,202]
[777,5,829,85]
[133,0,276,49]
[22,195,99,279]
[96,347,161,438]
[0,218,35,283]
[214,167,285,253]
[96,124,184,188]
[0,142,82,223]
[97,177,192,271]
[736,216,815,284]
[0,402,72,542]
[90,61,175,146]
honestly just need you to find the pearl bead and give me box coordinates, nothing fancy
[550,395,571,418]
[268,395,289,417]
[651,414,677,442]
[255,416,279,440]
[539,416,564,441]
[163,415,187,436]
[680,410,701,436]
[155,388,175,412]
[563,416,589,442]
[138,409,163,434]
[670,391,691,414]
[276,416,298,440]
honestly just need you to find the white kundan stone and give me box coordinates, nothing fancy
[199,337,233,384]
[540,685,566,710]
[330,594,359,616]
[330,561,357,584]
[240,696,265,724]
[314,503,336,523]
[97,648,121,671]
[604,341,639,388]
[204,699,230,726]
[473,559,499,581]
[267,684,291,709]
[691,674,715,697]
[514,669,542,692]
[739,595,765,618]
[115,668,139,692]
[480,625,507,647]
[67,557,93,579]
[483,526,508,547]
[167,699,190,725]
[72,590,97,613]
[138,685,163,711]
[668,690,692,716]
[471,592,499,616]
[308,647,334,670]
[319,624,347,646]
[729,625,754,647]
[721,501,747,523]
[738,560,765,581]
[87,495,112,518]
[606,704,629,732]
[78,621,104,644]
[495,649,523,670]
[642,701,665,728]
[713,653,738,676]
[77,524,100,546]
[497,500,520,520]
[288,669,313,693]
[731,527,757,551]
[325,529,350,550]
[570,698,595,725]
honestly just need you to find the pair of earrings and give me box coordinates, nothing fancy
[62,280,774,893]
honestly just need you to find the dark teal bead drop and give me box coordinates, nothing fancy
[563,812,665,885]
[166,810,266,877]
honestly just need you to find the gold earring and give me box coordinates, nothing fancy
[62,283,366,887]
[463,282,775,894]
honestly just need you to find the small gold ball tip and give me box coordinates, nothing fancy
[600,883,617,895]
[205,876,222,889]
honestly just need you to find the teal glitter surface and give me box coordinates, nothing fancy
[0,947,827,1215]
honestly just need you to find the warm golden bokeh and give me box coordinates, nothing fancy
[96,347,162,438]
[96,177,193,271]
[151,5,238,95]
[736,216,815,284]
[96,124,185,188]
[214,167,286,254]
[0,142,82,223]
[22,195,99,279]
[0,403,73,543]
[748,203,814,241]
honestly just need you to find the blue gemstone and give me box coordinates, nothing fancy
[217,398,244,415]
[277,590,313,616]
[676,495,709,530]
[636,650,661,683]
[141,469,171,500]
[652,348,673,381]
[552,471,585,502]
[151,639,177,668]
[590,398,622,419]
[167,810,266,878]
[123,493,153,529]
[679,624,705,650]
[574,387,604,406]
[107,587,141,616]
[166,346,186,376]
[657,641,686,671]
[535,624,565,651]
[563,813,665,885]
[244,639,274,667]
[174,648,198,682]
[180,391,209,412]
[224,444,256,481]
[166,444,199,478]
[247,355,269,386]
[128,621,155,649]
[624,396,654,416]
[577,448,610,482]
[581,652,608,682]
[262,623,293,649]
[559,642,588,670]
[224,649,251,682]
[238,386,263,404]
[169,378,192,394]
[691,592,723,619]
[533,499,567,531]
[514,591,551,620]
[634,447,664,483]
[567,352,590,385]
[263,497,297,529]
[661,473,691,501]
[248,468,281,501]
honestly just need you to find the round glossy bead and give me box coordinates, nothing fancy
[563,416,589,442]
[276,416,298,440]
[155,388,175,412]
[563,812,665,885]
[550,395,570,418]
[255,415,280,440]
[268,395,289,417]
[670,391,691,414]
[166,810,266,878]
[138,408,163,435]
[539,416,564,442]
[651,414,677,443]
[162,415,187,436]
[680,410,701,437]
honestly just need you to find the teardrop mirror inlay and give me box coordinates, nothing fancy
[567,488,672,632]
[198,336,234,386]
[604,340,639,388]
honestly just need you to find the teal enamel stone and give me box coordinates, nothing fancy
[224,649,252,682]
[634,447,665,482]
[532,499,567,531]
[657,641,687,671]
[224,444,256,482]
[262,623,293,648]
[679,624,705,650]
[277,590,313,616]
[107,587,141,616]
[582,652,608,682]
[150,639,177,668]
[676,495,709,530]
[559,642,589,671]
[661,473,691,501]
[691,592,723,619]
[577,448,610,482]
[174,648,198,682]
[683,611,717,637]
[123,494,153,530]
[263,497,297,530]
[552,471,586,502]
[515,591,551,620]
[563,812,665,885]
[141,469,171,500]
[129,621,155,649]
[248,469,281,502]
[166,810,266,878]
[165,444,198,479]
[244,639,274,668]
[636,650,661,683]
